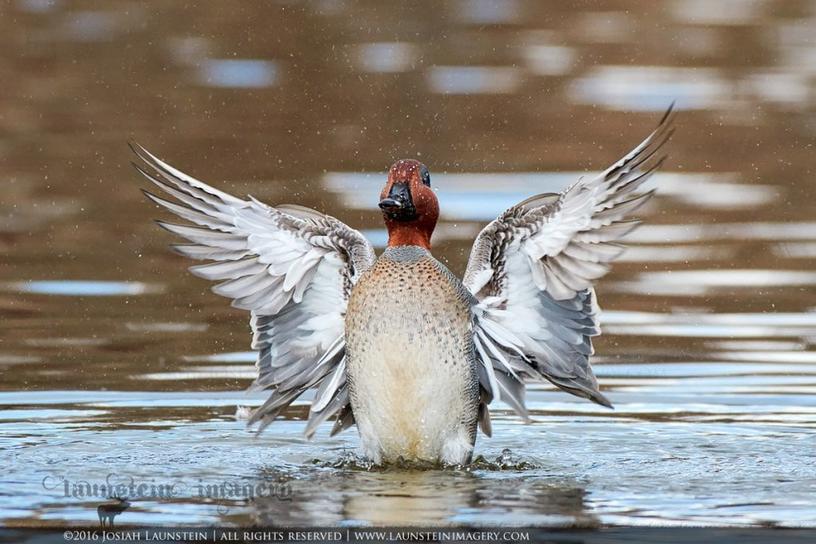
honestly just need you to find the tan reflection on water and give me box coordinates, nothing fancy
[2,0,816,529]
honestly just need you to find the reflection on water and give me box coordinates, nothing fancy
[522,44,575,76]
[427,66,523,94]
[355,43,419,74]
[2,0,816,530]
[4,280,164,296]
[456,0,522,25]
[250,464,596,527]
[611,270,816,296]
[570,66,731,111]
[198,59,279,89]
[670,0,764,26]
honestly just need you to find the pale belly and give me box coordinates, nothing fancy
[345,254,479,464]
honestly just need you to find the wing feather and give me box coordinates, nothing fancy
[464,106,674,422]
[132,143,375,437]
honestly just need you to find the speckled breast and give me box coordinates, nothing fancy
[344,246,480,463]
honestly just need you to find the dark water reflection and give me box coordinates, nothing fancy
[2,0,816,529]
[249,464,595,527]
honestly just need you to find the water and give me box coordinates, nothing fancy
[2,0,816,529]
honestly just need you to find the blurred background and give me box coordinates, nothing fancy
[2,0,815,528]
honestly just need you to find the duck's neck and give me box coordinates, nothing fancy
[386,224,432,250]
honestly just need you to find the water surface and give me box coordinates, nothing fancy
[2,0,816,529]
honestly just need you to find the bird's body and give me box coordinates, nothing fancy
[345,246,479,464]
[133,105,674,465]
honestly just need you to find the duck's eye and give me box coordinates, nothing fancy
[420,165,431,187]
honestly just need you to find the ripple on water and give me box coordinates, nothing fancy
[196,59,278,88]
[140,367,258,381]
[23,337,110,348]
[602,310,816,338]
[568,66,730,111]
[0,354,42,365]
[610,270,816,296]
[3,280,164,296]
[354,42,418,73]
[4,383,815,527]
[627,222,816,243]
[0,408,108,421]
[182,351,257,363]
[426,66,523,95]
[456,0,522,25]
[125,322,209,333]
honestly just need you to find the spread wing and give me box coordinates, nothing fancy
[463,106,674,433]
[131,144,375,437]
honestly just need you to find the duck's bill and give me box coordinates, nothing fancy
[379,183,417,220]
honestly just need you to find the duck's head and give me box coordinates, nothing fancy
[379,159,439,249]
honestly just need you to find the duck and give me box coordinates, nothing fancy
[132,106,673,465]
